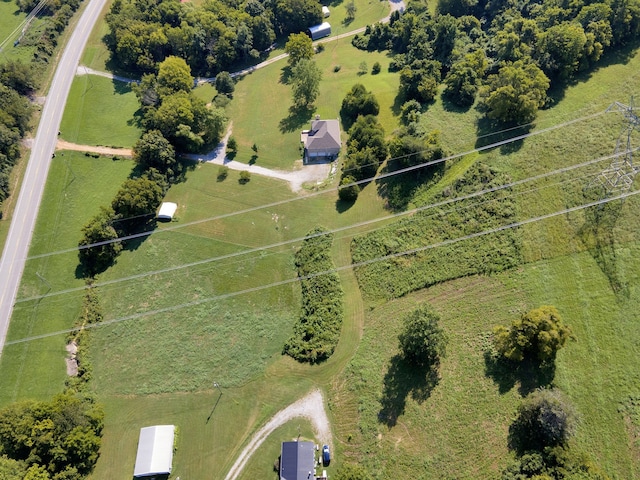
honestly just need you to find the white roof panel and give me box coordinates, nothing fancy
[157,202,178,220]
[133,425,175,477]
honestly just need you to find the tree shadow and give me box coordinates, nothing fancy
[335,198,355,213]
[249,154,258,165]
[440,93,474,113]
[484,352,556,396]
[376,161,444,212]
[279,104,314,133]
[280,65,293,85]
[578,198,628,297]
[378,354,440,427]
[474,116,533,154]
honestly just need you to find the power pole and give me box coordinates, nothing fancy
[586,98,640,198]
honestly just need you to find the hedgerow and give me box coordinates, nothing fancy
[351,162,522,300]
[283,227,344,363]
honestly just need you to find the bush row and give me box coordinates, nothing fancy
[283,227,344,363]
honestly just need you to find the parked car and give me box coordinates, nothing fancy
[322,444,330,465]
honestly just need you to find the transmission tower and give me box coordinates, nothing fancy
[586,98,640,197]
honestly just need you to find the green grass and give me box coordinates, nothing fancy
[227,42,399,170]
[0,151,134,405]
[59,74,142,147]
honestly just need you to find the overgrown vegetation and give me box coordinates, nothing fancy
[283,227,344,363]
[352,162,522,300]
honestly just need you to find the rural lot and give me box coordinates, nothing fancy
[0,0,639,478]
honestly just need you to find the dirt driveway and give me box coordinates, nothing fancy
[224,389,331,480]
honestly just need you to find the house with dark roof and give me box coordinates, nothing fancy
[280,441,315,480]
[300,117,341,163]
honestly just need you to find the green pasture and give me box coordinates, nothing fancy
[0,151,134,405]
[59,74,142,147]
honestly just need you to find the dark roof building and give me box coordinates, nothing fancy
[280,441,315,480]
[300,117,341,162]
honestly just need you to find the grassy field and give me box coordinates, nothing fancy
[0,151,134,404]
[59,74,142,147]
[1,4,640,480]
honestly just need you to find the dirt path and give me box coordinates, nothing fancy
[55,139,132,156]
[224,389,331,480]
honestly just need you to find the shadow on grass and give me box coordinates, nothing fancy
[378,354,440,427]
[279,104,314,133]
[440,93,474,114]
[335,197,355,213]
[474,116,533,154]
[578,198,629,297]
[484,353,556,396]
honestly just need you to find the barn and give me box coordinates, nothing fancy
[308,22,331,40]
[133,425,176,478]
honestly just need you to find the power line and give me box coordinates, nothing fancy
[6,188,638,347]
[15,150,622,304]
[27,109,609,260]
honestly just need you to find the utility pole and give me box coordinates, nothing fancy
[586,98,640,198]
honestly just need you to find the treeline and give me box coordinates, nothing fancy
[283,227,344,363]
[1,0,84,212]
[352,0,640,122]
[105,0,323,75]
[78,56,227,275]
[0,393,104,480]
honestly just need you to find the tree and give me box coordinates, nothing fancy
[239,170,251,183]
[285,32,314,66]
[480,60,549,124]
[338,175,360,202]
[398,305,447,367]
[275,0,323,35]
[493,306,573,365]
[340,83,380,128]
[443,62,479,107]
[371,61,381,74]
[510,388,579,452]
[156,55,193,97]
[215,71,235,96]
[388,129,446,172]
[334,463,373,480]
[291,59,322,107]
[78,207,122,275]
[0,455,27,480]
[133,130,177,176]
[535,23,587,79]
[111,177,164,221]
[358,61,368,75]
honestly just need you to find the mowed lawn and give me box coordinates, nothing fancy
[227,42,399,170]
[59,74,142,147]
[0,152,134,405]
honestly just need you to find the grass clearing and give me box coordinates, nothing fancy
[59,74,142,147]
[0,152,133,404]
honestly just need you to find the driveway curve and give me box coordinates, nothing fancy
[224,389,331,480]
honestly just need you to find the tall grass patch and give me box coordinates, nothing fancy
[352,162,521,301]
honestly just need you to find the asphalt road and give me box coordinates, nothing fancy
[0,0,108,358]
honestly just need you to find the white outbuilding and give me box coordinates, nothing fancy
[133,425,176,478]
[322,5,330,17]
[308,22,331,40]
[157,202,177,221]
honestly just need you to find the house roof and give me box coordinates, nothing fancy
[133,425,175,477]
[280,441,315,480]
[305,119,341,151]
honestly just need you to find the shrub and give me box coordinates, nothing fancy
[239,170,251,183]
[338,175,360,202]
[398,305,447,367]
[217,165,229,180]
[334,65,342,72]
[371,61,381,74]
[227,136,238,153]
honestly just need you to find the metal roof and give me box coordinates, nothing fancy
[280,441,315,480]
[133,425,175,477]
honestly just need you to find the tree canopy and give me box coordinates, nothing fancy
[340,83,380,129]
[398,304,447,367]
[494,306,573,364]
[290,59,322,108]
[285,33,315,66]
[78,207,122,276]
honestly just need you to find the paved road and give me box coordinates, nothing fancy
[0,0,108,358]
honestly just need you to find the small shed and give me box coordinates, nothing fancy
[133,425,175,478]
[157,202,177,221]
[322,6,330,17]
[308,22,331,41]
